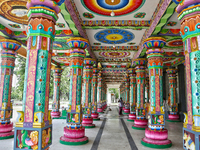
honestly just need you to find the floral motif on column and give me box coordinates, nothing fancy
[14,0,64,149]
[166,68,179,121]
[141,37,172,148]
[177,1,200,149]
[91,67,100,120]
[132,58,148,130]
[51,67,63,118]
[60,37,89,145]
[82,57,96,128]
[127,67,137,121]
[0,39,21,140]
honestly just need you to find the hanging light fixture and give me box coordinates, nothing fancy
[110,0,115,16]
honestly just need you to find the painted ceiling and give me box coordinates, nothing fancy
[0,0,185,84]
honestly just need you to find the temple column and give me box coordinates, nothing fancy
[132,58,148,130]
[177,2,200,149]
[51,67,63,119]
[14,0,64,149]
[0,40,21,140]
[82,57,96,128]
[123,72,130,114]
[166,68,180,122]
[127,67,137,122]
[141,37,172,148]
[145,70,150,114]
[97,71,103,113]
[60,37,89,145]
[91,67,100,120]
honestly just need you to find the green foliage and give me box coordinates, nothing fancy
[12,56,26,100]
[108,88,119,99]
[60,67,70,101]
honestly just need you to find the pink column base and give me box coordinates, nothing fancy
[0,123,13,133]
[91,113,99,119]
[124,108,130,114]
[51,111,61,118]
[168,114,179,120]
[97,108,103,113]
[145,128,168,140]
[60,136,88,143]
[133,119,148,129]
[134,119,148,126]
[64,127,85,139]
[128,114,136,120]
[142,137,172,145]
[82,118,95,127]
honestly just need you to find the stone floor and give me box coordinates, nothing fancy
[2,105,183,150]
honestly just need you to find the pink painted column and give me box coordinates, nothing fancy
[166,68,180,122]
[177,1,200,149]
[127,67,137,122]
[0,40,21,140]
[14,0,64,149]
[97,71,103,113]
[51,67,63,119]
[141,37,172,148]
[60,37,89,145]
[82,57,96,128]
[132,58,148,130]
[91,67,100,120]
[123,73,130,114]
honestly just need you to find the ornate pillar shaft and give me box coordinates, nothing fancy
[127,68,136,121]
[60,37,89,145]
[177,2,200,149]
[123,73,130,114]
[51,67,63,118]
[141,37,172,148]
[166,68,179,121]
[146,71,149,103]
[14,0,64,149]
[82,57,95,128]
[0,40,21,139]
[91,68,100,120]
[97,71,103,113]
[132,58,148,129]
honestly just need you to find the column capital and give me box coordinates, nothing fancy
[166,68,178,74]
[67,37,89,49]
[52,67,63,73]
[84,57,96,66]
[133,58,147,67]
[176,0,200,14]
[27,0,63,14]
[0,39,21,51]
[143,37,166,55]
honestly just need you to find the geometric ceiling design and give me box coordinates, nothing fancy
[0,0,185,85]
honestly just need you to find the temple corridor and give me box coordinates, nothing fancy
[1,105,183,150]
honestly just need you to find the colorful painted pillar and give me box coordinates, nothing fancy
[177,1,200,149]
[51,67,63,119]
[82,57,96,128]
[166,68,180,122]
[123,73,130,114]
[14,0,64,149]
[0,40,21,140]
[97,71,103,113]
[60,37,89,145]
[91,67,100,120]
[141,37,172,148]
[132,59,148,130]
[145,70,150,114]
[127,67,137,122]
